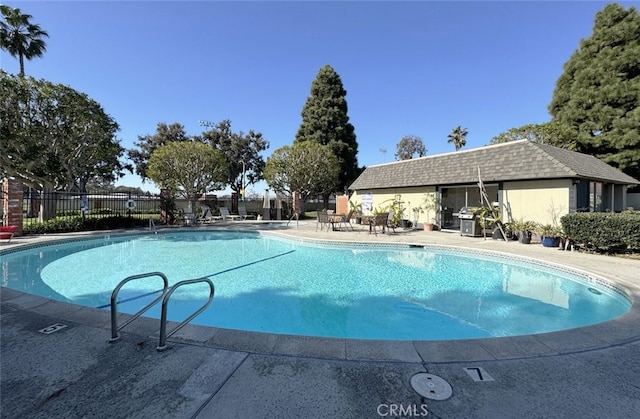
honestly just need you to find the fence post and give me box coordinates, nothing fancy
[2,178,23,236]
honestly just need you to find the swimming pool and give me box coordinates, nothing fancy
[0,231,630,340]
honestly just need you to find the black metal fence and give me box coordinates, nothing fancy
[19,189,335,231]
[22,190,162,229]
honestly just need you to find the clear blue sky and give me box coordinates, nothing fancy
[1,1,632,194]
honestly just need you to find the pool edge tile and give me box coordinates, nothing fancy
[4,293,51,310]
[29,299,85,318]
[0,287,23,302]
[62,306,118,330]
[274,335,346,360]
[345,339,422,362]
[208,329,279,354]
[171,323,219,344]
[532,328,610,353]
[477,336,558,359]
[413,340,496,363]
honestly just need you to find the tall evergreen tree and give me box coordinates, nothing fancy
[489,121,577,149]
[548,3,640,181]
[0,6,48,76]
[295,65,359,193]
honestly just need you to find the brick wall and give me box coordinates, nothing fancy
[2,178,23,236]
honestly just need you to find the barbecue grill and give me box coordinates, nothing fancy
[458,207,483,237]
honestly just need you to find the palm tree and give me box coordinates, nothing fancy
[447,126,468,151]
[0,5,48,76]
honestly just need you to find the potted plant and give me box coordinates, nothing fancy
[380,196,405,228]
[349,201,363,224]
[537,224,563,247]
[419,193,437,231]
[510,218,537,244]
[394,196,411,228]
[497,222,517,240]
[477,205,502,238]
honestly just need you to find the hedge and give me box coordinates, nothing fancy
[23,216,149,235]
[560,212,640,253]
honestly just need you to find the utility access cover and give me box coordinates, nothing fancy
[410,373,453,400]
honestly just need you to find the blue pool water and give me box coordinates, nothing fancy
[0,231,631,340]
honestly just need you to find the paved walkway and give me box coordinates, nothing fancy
[1,221,639,418]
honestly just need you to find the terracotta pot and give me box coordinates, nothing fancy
[424,223,434,231]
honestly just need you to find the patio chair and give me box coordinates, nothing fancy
[336,210,356,231]
[0,225,17,243]
[238,205,256,220]
[219,207,242,221]
[386,209,398,234]
[316,210,336,232]
[370,212,391,235]
[182,207,197,225]
[198,206,217,223]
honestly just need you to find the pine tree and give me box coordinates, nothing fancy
[548,3,640,181]
[295,65,359,193]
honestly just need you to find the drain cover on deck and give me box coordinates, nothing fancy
[410,373,453,400]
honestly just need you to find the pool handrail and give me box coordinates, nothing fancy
[109,272,170,343]
[157,277,215,351]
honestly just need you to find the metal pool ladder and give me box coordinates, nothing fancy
[109,272,215,351]
[148,217,157,233]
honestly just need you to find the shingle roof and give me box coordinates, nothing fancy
[349,140,639,190]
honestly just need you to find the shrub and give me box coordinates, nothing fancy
[23,216,148,235]
[561,212,640,253]
[56,209,82,217]
[89,208,116,215]
[23,217,85,234]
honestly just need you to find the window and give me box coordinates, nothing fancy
[589,182,603,212]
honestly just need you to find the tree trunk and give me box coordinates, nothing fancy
[40,187,57,222]
[298,198,307,216]
[322,193,331,210]
[19,54,25,77]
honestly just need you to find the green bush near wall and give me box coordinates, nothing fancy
[23,216,149,235]
[56,210,82,217]
[561,212,640,253]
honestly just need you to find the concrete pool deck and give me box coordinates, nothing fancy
[1,221,639,418]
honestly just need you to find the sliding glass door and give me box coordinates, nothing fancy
[440,185,498,229]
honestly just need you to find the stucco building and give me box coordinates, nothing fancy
[348,140,639,229]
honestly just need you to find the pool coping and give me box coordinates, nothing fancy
[2,226,640,364]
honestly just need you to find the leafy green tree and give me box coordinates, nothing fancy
[264,142,339,212]
[113,185,146,194]
[395,135,426,160]
[447,126,468,151]
[548,3,640,181]
[128,122,191,181]
[489,121,578,149]
[295,65,359,193]
[201,119,269,198]
[147,142,228,210]
[0,72,124,219]
[0,5,48,76]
